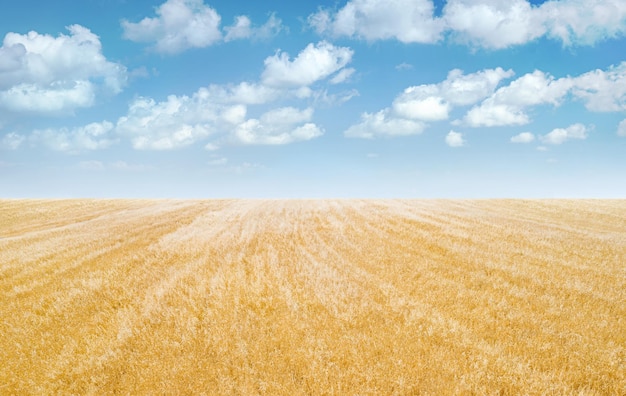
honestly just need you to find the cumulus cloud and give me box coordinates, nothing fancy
[28,39,351,152]
[444,0,545,49]
[345,67,512,138]
[450,0,626,48]
[463,63,626,127]
[540,123,588,144]
[0,25,126,114]
[261,41,353,88]
[618,119,626,136]
[115,88,324,149]
[308,0,444,43]
[309,0,626,48]
[121,0,222,54]
[393,67,514,123]
[463,70,573,127]
[344,109,426,138]
[541,0,626,46]
[1,132,25,150]
[30,121,117,153]
[510,132,535,143]
[445,130,465,147]
[122,0,284,53]
[224,13,283,42]
[116,94,221,150]
[232,107,323,145]
[571,62,626,112]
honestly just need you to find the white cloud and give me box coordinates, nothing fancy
[393,67,513,122]
[308,0,444,43]
[463,70,573,127]
[224,14,283,42]
[440,68,516,105]
[39,39,354,151]
[510,132,535,143]
[310,0,626,48]
[1,132,25,150]
[261,41,353,88]
[30,121,116,153]
[114,83,325,149]
[394,94,450,121]
[121,0,222,54]
[463,103,529,127]
[445,130,465,147]
[0,25,126,114]
[571,62,626,112]
[618,119,626,136]
[443,0,546,49]
[203,82,281,105]
[540,123,588,144]
[344,109,426,138]
[232,107,323,145]
[116,94,220,150]
[344,67,512,138]
[0,81,95,113]
[541,0,626,46]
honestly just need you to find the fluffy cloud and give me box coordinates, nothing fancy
[344,109,426,138]
[0,81,95,113]
[452,0,626,48]
[541,0,626,45]
[393,67,513,122]
[618,119,626,136]
[0,25,126,114]
[224,14,283,42]
[464,63,626,127]
[309,0,626,48]
[510,132,535,143]
[30,121,116,153]
[540,123,588,144]
[121,0,222,54]
[345,67,512,138]
[232,107,323,145]
[444,0,545,49]
[571,62,626,112]
[115,89,324,149]
[308,0,444,43]
[445,130,465,147]
[116,94,222,150]
[25,39,350,151]
[463,70,573,127]
[122,0,283,53]
[261,41,353,88]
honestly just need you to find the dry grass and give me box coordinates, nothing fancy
[0,199,625,395]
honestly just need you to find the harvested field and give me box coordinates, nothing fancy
[1,199,625,394]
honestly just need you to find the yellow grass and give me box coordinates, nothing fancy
[1,199,625,395]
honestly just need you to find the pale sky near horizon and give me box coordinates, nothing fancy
[1,0,625,198]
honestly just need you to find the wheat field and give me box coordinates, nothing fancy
[0,199,624,395]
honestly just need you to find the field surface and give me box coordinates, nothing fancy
[1,199,625,395]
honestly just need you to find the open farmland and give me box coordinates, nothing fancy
[0,199,625,395]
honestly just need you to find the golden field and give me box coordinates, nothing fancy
[0,199,624,395]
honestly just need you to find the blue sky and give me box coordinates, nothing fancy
[1,0,625,198]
